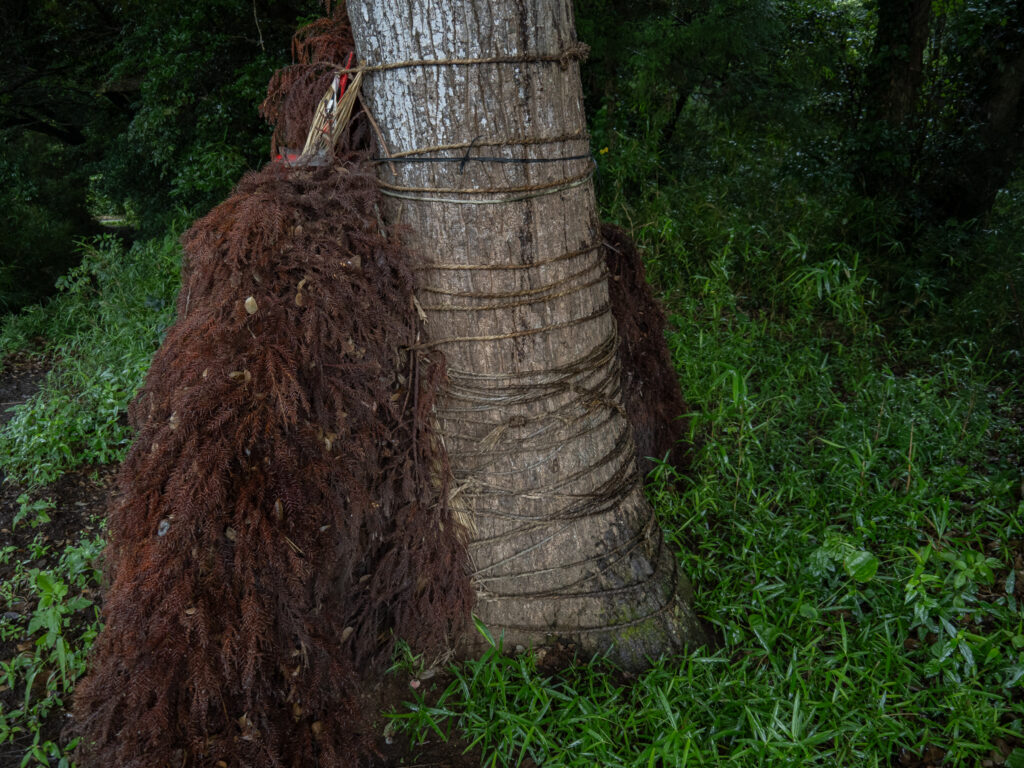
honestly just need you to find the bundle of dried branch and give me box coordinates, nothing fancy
[72,8,470,766]
[73,153,470,768]
[602,223,692,477]
[261,8,356,161]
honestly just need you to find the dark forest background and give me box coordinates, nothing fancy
[3,0,1023,368]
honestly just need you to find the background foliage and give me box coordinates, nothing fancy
[0,0,1022,766]
[0,0,320,312]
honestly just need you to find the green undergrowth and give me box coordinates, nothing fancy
[0,528,104,767]
[389,219,1024,765]
[0,154,1021,768]
[0,233,180,486]
[0,230,178,765]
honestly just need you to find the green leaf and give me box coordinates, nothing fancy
[66,596,93,612]
[34,571,55,594]
[748,613,779,651]
[843,550,879,583]
[26,613,45,636]
[798,603,819,620]
[1004,664,1024,687]
[472,615,496,648]
[56,638,68,681]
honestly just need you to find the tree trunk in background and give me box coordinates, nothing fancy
[868,0,931,126]
[349,0,705,668]
[857,0,932,198]
[929,33,1024,220]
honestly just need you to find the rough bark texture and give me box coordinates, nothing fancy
[349,0,705,668]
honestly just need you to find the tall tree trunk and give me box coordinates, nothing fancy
[857,0,932,197]
[929,35,1024,220]
[348,0,705,668]
[868,0,932,125]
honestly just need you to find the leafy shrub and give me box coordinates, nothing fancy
[0,531,104,768]
[0,233,180,485]
[95,0,320,232]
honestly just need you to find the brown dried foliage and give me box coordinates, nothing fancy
[602,223,692,477]
[260,7,355,160]
[72,14,470,767]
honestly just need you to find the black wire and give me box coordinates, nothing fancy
[374,133,595,170]
[460,135,483,172]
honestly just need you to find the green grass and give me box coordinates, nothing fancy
[387,222,1024,767]
[0,232,180,486]
[1,222,1021,767]
[0,231,180,766]
[0,229,179,766]
[0,152,1020,768]
[0,528,104,767]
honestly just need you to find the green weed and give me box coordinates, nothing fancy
[386,224,1024,766]
[0,232,180,485]
[11,496,53,531]
[0,531,103,767]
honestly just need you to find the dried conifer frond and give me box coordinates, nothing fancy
[72,153,471,768]
[602,223,692,477]
[261,6,356,159]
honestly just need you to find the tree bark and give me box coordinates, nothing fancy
[348,0,705,669]
[929,32,1024,220]
[857,0,932,197]
[868,0,932,126]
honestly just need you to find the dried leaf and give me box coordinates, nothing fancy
[73,84,472,768]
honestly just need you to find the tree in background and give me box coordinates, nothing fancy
[856,0,1024,223]
[91,0,322,230]
[0,0,320,310]
[0,0,117,309]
